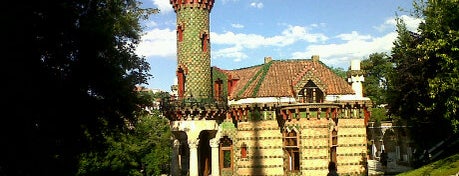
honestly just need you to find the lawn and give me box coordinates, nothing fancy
[397,152,459,176]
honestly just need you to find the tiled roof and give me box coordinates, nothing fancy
[223,59,354,99]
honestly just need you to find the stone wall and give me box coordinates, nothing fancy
[236,120,284,176]
[336,118,367,175]
[229,117,367,176]
[288,118,330,175]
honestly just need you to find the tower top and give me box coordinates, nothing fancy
[170,0,215,12]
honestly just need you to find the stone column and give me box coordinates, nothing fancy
[210,138,220,176]
[189,139,200,176]
[171,139,180,176]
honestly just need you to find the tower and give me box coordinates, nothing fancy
[172,0,214,100]
[168,1,223,176]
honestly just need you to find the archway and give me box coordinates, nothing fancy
[198,131,212,176]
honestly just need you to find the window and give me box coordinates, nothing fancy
[298,80,324,103]
[220,136,233,170]
[284,130,300,172]
[201,32,209,52]
[214,78,223,101]
[177,68,186,98]
[241,143,247,158]
[177,25,184,42]
[330,129,338,163]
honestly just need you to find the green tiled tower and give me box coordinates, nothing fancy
[171,0,214,100]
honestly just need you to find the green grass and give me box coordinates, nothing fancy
[397,153,459,176]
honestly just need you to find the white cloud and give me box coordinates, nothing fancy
[310,23,326,28]
[152,0,174,13]
[250,2,263,9]
[211,25,327,61]
[336,31,371,41]
[282,25,329,43]
[136,28,176,58]
[145,21,158,28]
[291,32,398,66]
[231,23,244,29]
[374,15,422,32]
[288,15,422,67]
[212,46,248,62]
[212,25,327,47]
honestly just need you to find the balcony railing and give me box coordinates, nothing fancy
[160,95,228,111]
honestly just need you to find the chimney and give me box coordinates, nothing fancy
[264,56,272,64]
[311,55,320,62]
[350,59,361,70]
[348,59,364,98]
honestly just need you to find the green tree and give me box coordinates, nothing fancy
[388,0,459,149]
[3,0,156,175]
[389,15,436,147]
[361,52,393,106]
[417,0,459,133]
[78,110,172,176]
[329,66,348,80]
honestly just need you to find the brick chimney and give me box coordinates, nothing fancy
[311,55,320,62]
[264,56,272,64]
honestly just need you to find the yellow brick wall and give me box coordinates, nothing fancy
[236,120,284,176]
[232,118,367,176]
[336,118,367,175]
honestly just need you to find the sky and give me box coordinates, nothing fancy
[136,0,422,92]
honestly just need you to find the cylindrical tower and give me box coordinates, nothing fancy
[171,0,214,100]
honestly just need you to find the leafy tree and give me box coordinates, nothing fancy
[361,52,393,106]
[329,66,347,80]
[2,0,156,175]
[388,0,459,149]
[389,14,437,147]
[417,0,459,133]
[78,110,172,176]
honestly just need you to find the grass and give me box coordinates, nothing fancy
[397,152,459,176]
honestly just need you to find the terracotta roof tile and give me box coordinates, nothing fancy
[222,59,354,99]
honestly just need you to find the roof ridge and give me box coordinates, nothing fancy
[230,63,263,71]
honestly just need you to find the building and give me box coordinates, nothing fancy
[161,0,371,175]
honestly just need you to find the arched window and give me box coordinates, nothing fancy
[331,129,338,163]
[177,68,186,98]
[283,129,300,172]
[177,25,184,42]
[220,136,233,170]
[201,32,209,52]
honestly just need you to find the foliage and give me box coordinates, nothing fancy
[329,66,347,80]
[236,65,263,98]
[361,53,393,105]
[369,107,391,123]
[388,0,459,150]
[2,0,156,175]
[252,61,273,97]
[78,110,172,176]
[397,152,459,176]
[417,0,459,133]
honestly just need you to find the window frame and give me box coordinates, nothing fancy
[283,129,300,172]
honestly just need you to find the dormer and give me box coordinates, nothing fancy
[297,80,324,103]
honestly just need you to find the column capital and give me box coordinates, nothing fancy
[209,138,220,148]
[188,139,200,149]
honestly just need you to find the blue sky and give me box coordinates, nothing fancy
[136,0,422,92]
